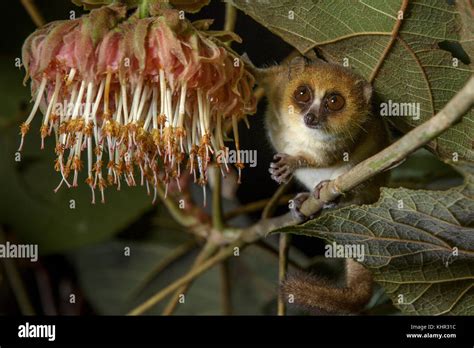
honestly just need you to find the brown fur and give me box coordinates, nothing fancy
[281,259,373,314]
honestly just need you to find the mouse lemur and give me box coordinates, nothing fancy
[254,56,390,314]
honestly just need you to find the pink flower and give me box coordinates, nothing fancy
[19,4,256,204]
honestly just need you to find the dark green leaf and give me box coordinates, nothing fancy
[276,178,474,315]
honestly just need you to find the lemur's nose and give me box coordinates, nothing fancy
[304,112,321,128]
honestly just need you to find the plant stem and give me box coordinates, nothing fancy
[212,166,224,230]
[262,180,292,219]
[129,241,196,298]
[369,0,409,83]
[156,184,198,227]
[138,0,150,18]
[161,240,218,315]
[224,194,294,220]
[224,2,237,35]
[220,260,232,315]
[255,241,304,271]
[0,228,35,315]
[128,239,246,316]
[20,0,45,27]
[277,233,291,315]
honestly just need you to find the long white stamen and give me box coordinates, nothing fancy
[66,68,76,86]
[40,75,61,149]
[136,84,150,123]
[204,96,210,132]
[91,79,105,145]
[103,71,112,117]
[71,81,85,120]
[152,86,158,129]
[216,113,224,150]
[197,89,205,136]
[186,119,192,153]
[232,114,241,164]
[143,96,154,131]
[159,70,165,116]
[203,185,207,207]
[166,88,173,126]
[25,77,47,125]
[121,83,129,124]
[84,82,94,180]
[115,92,123,125]
[177,82,187,127]
[130,77,143,122]
[192,108,197,147]
[64,82,78,122]
[43,75,61,126]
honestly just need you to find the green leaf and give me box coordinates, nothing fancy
[276,178,474,315]
[232,0,474,163]
[70,239,284,314]
[456,0,474,61]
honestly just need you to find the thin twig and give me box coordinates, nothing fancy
[129,241,196,298]
[224,194,294,220]
[277,233,291,316]
[156,184,199,227]
[20,0,45,27]
[220,260,232,315]
[254,241,304,271]
[369,0,409,83]
[128,239,246,316]
[262,180,292,219]
[0,228,35,315]
[224,2,237,35]
[161,240,218,315]
[212,166,224,230]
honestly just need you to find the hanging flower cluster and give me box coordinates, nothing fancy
[20,4,256,204]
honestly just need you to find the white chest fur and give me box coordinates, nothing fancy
[294,164,351,190]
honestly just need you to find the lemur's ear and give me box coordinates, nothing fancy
[241,52,272,83]
[356,79,373,104]
[287,56,308,79]
[241,53,284,89]
[363,83,373,104]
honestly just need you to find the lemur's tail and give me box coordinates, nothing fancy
[281,259,373,314]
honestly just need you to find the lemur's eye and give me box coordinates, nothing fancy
[325,93,345,111]
[294,85,312,104]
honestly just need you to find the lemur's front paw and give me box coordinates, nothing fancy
[269,153,295,184]
[289,192,311,222]
[313,180,337,209]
